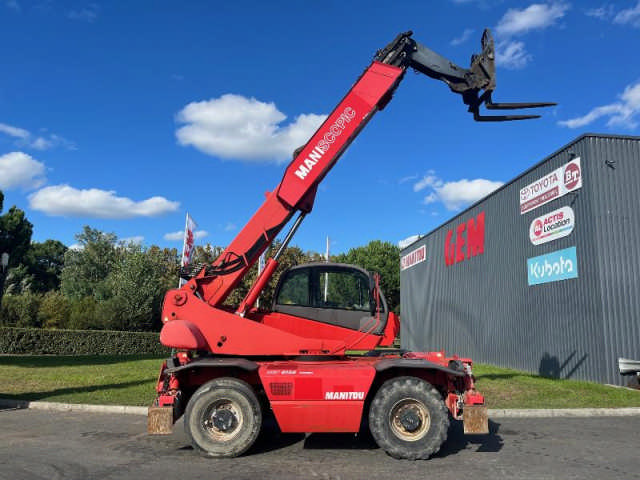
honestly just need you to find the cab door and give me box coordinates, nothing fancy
[273,264,387,334]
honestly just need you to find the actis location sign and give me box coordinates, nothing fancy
[529,206,575,246]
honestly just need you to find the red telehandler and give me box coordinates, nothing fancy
[149,29,553,459]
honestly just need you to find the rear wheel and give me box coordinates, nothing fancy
[368,376,449,460]
[184,377,262,457]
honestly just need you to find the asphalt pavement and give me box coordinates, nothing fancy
[1,407,638,480]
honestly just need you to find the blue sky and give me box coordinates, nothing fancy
[1,1,639,254]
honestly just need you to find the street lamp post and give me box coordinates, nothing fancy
[0,252,9,308]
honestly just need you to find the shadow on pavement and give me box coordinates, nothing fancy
[248,416,306,455]
[246,417,502,457]
[435,419,503,458]
[303,432,378,451]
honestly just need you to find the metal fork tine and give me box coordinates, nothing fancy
[486,101,557,110]
[473,112,542,122]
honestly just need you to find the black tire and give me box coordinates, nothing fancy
[368,376,449,460]
[184,377,262,458]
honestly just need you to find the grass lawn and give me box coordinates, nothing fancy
[0,355,638,408]
[473,364,640,409]
[0,355,162,406]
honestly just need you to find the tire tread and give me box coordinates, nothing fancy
[368,376,449,460]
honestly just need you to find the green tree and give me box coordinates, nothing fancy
[0,294,20,325]
[333,240,400,313]
[67,296,99,330]
[13,291,43,328]
[60,226,117,300]
[0,196,34,304]
[38,291,71,329]
[4,240,68,294]
[106,244,175,331]
[0,207,33,268]
[191,244,224,266]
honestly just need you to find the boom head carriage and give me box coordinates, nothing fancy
[375,29,555,121]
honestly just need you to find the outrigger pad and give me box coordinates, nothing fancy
[147,406,174,435]
[463,405,489,434]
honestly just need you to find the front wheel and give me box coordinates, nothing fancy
[184,377,262,457]
[368,376,449,460]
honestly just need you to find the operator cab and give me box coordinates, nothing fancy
[272,262,389,334]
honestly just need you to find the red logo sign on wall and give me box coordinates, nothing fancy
[519,158,582,214]
[401,245,426,271]
[444,211,485,267]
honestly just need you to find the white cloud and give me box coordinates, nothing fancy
[413,174,503,211]
[0,152,46,190]
[495,40,532,69]
[29,185,180,218]
[30,137,53,150]
[558,80,640,129]
[398,174,418,184]
[585,3,640,27]
[67,4,99,22]
[0,123,29,138]
[163,231,183,241]
[436,179,504,210]
[493,2,569,69]
[164,230,208,242]
[496,2,570,37]
[0,122,75,150]
[176,94,326,163]
[68,243,83,251]
[413,174,443,192]
[451,28,475,46]
[614,1,640,27]
[120,236,144,245]
[398,235,421,250]
[585,5,615,20]
[224,222,236,232]
[423,192,439,204]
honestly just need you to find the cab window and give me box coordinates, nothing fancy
[314,269,371,311]
[275,269,310,306]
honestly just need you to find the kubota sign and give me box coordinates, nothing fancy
[444,212,485,267]
[527,246,578,285]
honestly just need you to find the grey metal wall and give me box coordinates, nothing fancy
[400,134,640,385]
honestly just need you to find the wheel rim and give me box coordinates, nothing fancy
[388,398,430,442]
[201,398,244,442]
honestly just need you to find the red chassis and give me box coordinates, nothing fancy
[153,350,485,434]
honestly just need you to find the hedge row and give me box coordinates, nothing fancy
[0,327,171,356]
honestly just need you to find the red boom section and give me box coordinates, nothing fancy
[198,62,404,308]
[277,62,404,209]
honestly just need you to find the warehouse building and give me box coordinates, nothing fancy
[400,134,640,385]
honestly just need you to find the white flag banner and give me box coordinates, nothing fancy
[179,214,198,286]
